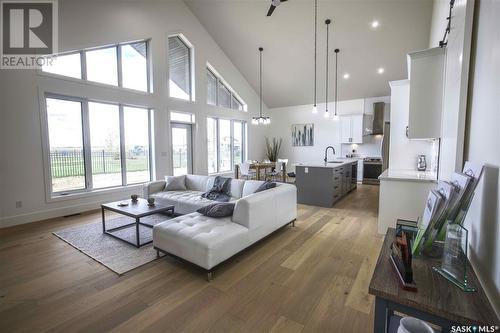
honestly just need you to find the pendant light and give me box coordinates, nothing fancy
[252,47,270,125]
[324,19,331,118]
[333,48,340,120]
[312,0,318,114]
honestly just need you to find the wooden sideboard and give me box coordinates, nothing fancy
[369,228,498,332]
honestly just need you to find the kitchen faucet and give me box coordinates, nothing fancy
[324,146,336,163]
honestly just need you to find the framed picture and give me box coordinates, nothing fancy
[291,123,314,146]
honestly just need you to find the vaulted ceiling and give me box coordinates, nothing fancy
[184,0,433,108]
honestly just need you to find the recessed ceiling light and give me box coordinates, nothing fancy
[343,73,349,79]
[371,20,380,28]
[377,67,385,74]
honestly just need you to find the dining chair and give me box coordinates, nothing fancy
[239,162,256,180]
[269,159,288,182]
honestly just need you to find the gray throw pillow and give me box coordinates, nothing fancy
[164,175,186,191]
[197,202,235,218]
[254,181,277,193]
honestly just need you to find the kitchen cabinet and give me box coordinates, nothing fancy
[407,47,445,139]
[378,169,437,234]
[389,80,436,170]
[340,114,368,144]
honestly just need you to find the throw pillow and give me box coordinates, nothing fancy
[164,175,186,191]
[254,181,277,193]
[197,202,235,218]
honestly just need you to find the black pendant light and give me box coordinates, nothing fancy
[324,19,331,118]
[312,0,318,114]
[252,47,270,125]
[334,48,340,119]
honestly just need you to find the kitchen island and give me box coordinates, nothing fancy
[295,159,358,207]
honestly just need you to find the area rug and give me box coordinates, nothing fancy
[53,214,171,275]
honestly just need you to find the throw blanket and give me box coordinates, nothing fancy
[201,176,231,202]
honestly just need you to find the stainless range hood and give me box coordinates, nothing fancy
[372,102,385,135]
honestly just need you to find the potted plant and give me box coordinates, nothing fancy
[265,137,282,162]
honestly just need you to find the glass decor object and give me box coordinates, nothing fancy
[432,224,476,292]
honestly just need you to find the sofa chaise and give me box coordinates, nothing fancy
[143,174,297,280]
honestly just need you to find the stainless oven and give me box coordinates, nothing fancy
[363,157,382,185]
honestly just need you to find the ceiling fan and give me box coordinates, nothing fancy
[267,0,288,17]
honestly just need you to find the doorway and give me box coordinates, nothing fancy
[171,123,193,176]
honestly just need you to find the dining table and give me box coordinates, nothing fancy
[234,161,287,182]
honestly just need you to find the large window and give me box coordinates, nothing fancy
[42,40,150,92]
[44,95,153,196]
[88,102,121,189]
[207,118,246,174]
[169,35,192,101]
[206,67,245,111]
[46,98,86,193]
[207,118,218,174]
[42,53,82,79]
[86,47,118,86]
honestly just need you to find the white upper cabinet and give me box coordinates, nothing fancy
[340,116,352,143]
[340,114,368,144]
[407,47,445,139]
[351,115,364,143]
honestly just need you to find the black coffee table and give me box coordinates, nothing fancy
[101,199,174,248]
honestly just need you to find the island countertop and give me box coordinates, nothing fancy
[295,158,359,169]
[379,169,437,183]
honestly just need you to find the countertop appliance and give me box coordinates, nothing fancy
[363,157,383,185]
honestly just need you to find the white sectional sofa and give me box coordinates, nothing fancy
[143,174,297,280]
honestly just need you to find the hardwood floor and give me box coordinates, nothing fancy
[0,185,382,333]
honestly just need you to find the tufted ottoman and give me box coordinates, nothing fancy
[153,212,249,279]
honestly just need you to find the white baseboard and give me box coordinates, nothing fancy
[1,199,116,228]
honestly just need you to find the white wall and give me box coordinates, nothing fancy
[268,97,389,172]
[0,0,268,227]
[462,0,500,318]
[431,0,475,180]
[428,0,450,48]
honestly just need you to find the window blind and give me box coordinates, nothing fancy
[218,82,231,109]
[207,70,217,105]
[168,36,191,97]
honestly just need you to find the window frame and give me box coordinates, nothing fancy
[207,117,247,175]
[41,93,154,199]
[169,111,195,124]
[206,69,218,106]
[39,39,152,93]
[168,34,194,102]
[206,66,246,111]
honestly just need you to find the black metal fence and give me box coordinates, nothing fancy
[50,149,148,178]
